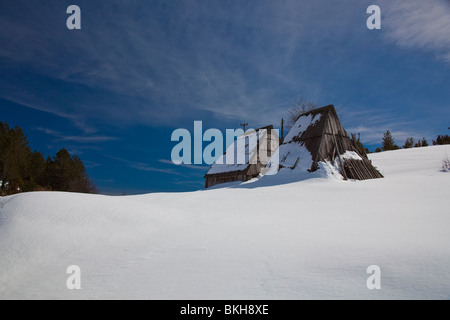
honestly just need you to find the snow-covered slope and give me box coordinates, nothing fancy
[0,146,449,300]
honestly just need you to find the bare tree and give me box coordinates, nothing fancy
[287,96,317,128]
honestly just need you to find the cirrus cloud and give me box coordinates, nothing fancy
[381,0,450,63]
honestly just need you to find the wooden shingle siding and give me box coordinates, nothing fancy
[288,105,383,180]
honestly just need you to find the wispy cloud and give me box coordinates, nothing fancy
[131,163,184,175]
[346,113,428,145]
[381,0,450,63]
[106,155,184,176]
[1,0,448,142]
[83,160,101,168]
[34,127,119,143]
[0,90,96,134]
[2,93,71,120]
[0,0,363,128]
[158,159,209,170]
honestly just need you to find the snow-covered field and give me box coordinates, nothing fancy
[0,145,449,300]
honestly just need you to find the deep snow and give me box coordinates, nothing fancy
[0,145,449,300]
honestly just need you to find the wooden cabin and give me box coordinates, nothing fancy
[204,125,278,188]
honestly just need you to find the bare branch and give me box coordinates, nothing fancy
[287,96,318,128]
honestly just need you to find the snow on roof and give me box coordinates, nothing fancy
[266,106,382,180]
[206,129,267,175]
[283,113,321,143]
[265,113,320,172]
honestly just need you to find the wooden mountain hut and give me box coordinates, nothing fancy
[204,125,278,188]
[279,105,383,180]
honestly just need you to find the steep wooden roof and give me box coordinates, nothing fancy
[282,105,383,180]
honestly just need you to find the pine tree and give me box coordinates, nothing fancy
[382,130,398,151]
[47,148,96,193]
[23,151,47,191]
[68,155,96,193]
[421,138,429,147]
[433,135,450,145]
[443,135,450,144]
[0,122,96,194]
[0,123,32,194]
[403,137,415,149]
[47,148,72,191]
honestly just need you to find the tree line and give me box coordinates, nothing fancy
[374,130,450,153]
[0,122,97,196]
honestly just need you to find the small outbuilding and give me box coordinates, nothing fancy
[277,104,383,180]
[204,125,278,188]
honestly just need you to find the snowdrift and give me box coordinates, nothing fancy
[0,145,449,299]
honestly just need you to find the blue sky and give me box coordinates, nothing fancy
[1,0,449,194]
